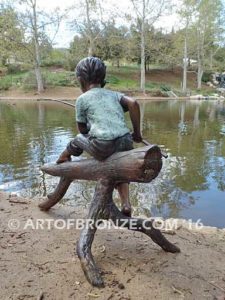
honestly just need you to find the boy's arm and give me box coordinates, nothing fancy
[77,122,89,134]
[120,96,142,142]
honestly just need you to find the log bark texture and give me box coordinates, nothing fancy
[40,145,180,287]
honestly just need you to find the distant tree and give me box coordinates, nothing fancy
[194,0,223,88]
[156,30,180,70]
[178,0,224,90]
[0,6,24,65]
[1,1,63,93]
[102,22,128,67]
[213,46,225,70]
[67,35,88,70]
[70,0,106,57]
[177,0,198,93]
[130,0,169,92]
[17,0,63,93]
[126,24,141,64]
[68,20,128,68]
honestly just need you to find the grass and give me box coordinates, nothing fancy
[0,76,12,90]
[42,70,76,87]
[0,71,27,90]
[106,75,139,90]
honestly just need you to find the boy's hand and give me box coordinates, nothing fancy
[56,149,71,164]
[132,132,142,143]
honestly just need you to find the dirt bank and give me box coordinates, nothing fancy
[1,192,225,300]
[0,86,172,101]
[0,86,80,100]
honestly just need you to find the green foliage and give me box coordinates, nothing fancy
[160,84,172,91]
[213,47,225,70]
[202,71,212,83]
[64,57,79,72]
[0,6,24,64]
[41,49,68,68]
[43,70,76,87]
[21,70,77,90]
[22,71,42,90]
[0,66,7,75]
[106,74,120,84]
[7,64,22,74]
[0,71,28,90]
[0,76,12,90]
[66,36,88,71]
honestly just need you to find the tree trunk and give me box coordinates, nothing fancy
[39,145,180,287]
[88,38,94,56]
[85,0,94,56]
[197,61,203,89]
[116,58,120,68]
[140,0,146,93]
[209,50,213,70]
[182,36,187,94]
[32,0,44,93]
[35,66,44,93]
[197,29,203,90]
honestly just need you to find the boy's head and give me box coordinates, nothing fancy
[75,57,106,92]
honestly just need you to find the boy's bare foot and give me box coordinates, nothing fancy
[121,204,132,217]
[56,149,71,164]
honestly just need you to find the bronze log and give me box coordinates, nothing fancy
[40,145,180,287]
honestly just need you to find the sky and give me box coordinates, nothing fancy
[35,0,180,48]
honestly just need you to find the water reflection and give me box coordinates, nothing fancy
[0,99,225,227]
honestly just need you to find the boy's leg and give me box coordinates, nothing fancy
[57,134,92,164]
[117,183,132,217]
[114,134,133,217]
[67,134,114,160]
[67,134,90,156]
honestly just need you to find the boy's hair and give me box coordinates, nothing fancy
[75,57,106,87]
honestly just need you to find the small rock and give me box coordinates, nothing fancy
[118,283,125,289]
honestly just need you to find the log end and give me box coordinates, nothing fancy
[41,163,57,173]
[141,145,162,182]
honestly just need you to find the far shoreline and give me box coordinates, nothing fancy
[1,86,224,102]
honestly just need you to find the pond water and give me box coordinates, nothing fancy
[0,99,225,227]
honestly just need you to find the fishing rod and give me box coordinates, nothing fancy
[38,99,168,158]
[37,98,76,108]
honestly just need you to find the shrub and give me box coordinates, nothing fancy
[106,75,120,84]
[0,66,8,76]
[0,77,12,90]
[41,59,65,68]
[6,64,22,74]
[160,84,172,91]
[22,71,46,90]
[64,58,79,71]
[202,71,212,83]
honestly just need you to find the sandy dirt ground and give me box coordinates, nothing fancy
[1,192,225,300]
[0,86,172,101]
[0,86,81,100]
